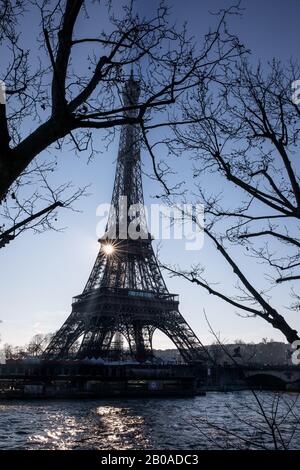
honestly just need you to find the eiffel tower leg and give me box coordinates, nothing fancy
[124,323,154,362]
[77,326,115,359]
[142,326,155,360]
[159,310,208,363]
[135,326,147,362]
[43,312,85,359]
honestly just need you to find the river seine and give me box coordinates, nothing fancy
[0,391,299,450]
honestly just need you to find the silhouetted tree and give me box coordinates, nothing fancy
[0,0,244,243]
[163,60,300,344]
[27,333,53,356]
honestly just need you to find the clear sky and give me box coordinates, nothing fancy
[1,0,300,349]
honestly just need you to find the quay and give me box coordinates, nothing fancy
[0,360,299,399]
[0,360,207,398]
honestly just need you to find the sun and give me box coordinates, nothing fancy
[102,243,115,255]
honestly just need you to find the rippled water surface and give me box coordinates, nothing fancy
[0,392,300,450]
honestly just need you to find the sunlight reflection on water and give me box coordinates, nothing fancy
[0,392,299,450]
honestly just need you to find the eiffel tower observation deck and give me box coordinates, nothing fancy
[44,72,207,364]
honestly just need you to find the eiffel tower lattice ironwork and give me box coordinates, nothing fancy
[44,73,208,363]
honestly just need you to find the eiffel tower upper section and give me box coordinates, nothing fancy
[83,71,168,295]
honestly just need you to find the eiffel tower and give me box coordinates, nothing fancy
[44,73,208,363]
